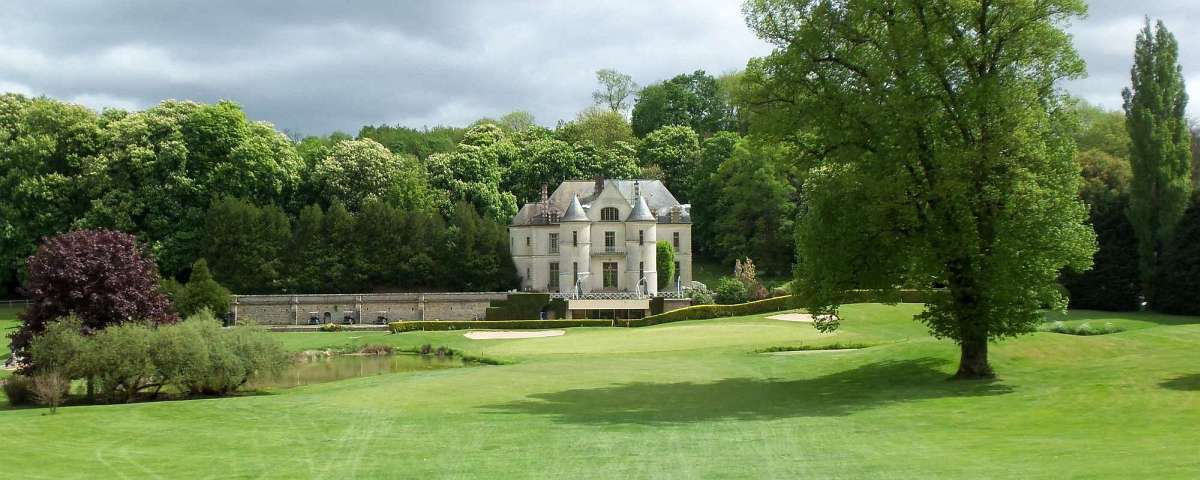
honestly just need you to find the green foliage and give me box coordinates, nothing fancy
[1,374,36,406]
[203,197,291,294]
[747,0,1095,377]
[318,323,345,332]
[627,295,797,327]
[637,125,700,200]
[685,284,715,305]
[713,277,749,305]
[592,69,638,114]
[311,138,439,212]
[175,259,232,317]
[631,70,733,137]
[556,107,636,149]
[390,320,610,333]
[1154,195,1200,314]
[484,293,552,321]
[427,125,519,223]
[656,241,675,289]
[26,311,290,402]
[1062,195,1140,311]
[1123,20,1193,305]
[1039,320,1124,336]
[356,124,463,160]
[709,139,797,274]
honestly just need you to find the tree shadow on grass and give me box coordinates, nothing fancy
[482,358,1013,425]
[1160,374,1200,391]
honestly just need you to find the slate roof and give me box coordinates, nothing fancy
[511,179,690,226]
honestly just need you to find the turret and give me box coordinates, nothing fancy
[559,195,590,294]
[625,184,658,295]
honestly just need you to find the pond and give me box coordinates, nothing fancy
[248,353,466,390]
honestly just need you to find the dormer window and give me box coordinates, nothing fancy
[601,207,619,221]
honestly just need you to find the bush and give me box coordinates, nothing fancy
[756,343,873,353]
[2,375,36,406]
[734,258,768,301]
[714,276,749,305]
[484,293,551,320]
[391,320,611,333]
[175,259,232,317]
[685,284,715,305]
[318,323,345,332]
[1039,320,1123,336]
[22,311,291,403]
[31,371,70,413]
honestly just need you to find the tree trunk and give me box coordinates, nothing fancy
[955,334,994,379]
[86,375,95,402]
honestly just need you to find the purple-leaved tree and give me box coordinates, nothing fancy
[9,229,176,366]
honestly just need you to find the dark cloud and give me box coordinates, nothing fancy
[1,1,1196,135]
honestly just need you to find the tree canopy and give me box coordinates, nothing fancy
[745,0,1096,377]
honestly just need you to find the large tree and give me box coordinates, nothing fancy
[311,138,439,212]
[1122,19,1192,306]
[637,125,700,201]
[593,69,638,114]
[631,70,731,137]
[744,0,1096,377]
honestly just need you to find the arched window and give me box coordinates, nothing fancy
[601,207,619,221]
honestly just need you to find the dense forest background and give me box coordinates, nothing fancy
[2,67,1198,311]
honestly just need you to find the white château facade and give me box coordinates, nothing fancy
[509,179,692,295]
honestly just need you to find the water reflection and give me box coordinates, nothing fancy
[249,353,464,389]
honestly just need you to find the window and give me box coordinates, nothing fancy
[526,236,530,247]
[549,233,559,254]
[549,262,560,290]
[675,261,681,283]
[639,261,644,281]
[638,229,644,245]
[673,232,680,249]
[604,231,616,252]
[603,262,618,289]
[572,261,578,289]
[572,230,578,246]
[601,207,619,221]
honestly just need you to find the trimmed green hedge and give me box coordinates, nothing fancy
[484,293,552,320]
[621,295,798,327]
[390,320,611,333]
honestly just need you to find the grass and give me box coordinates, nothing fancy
[1,304,1198,478]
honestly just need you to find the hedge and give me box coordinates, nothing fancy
[622,289,939,328]
[621,295,799,327]
[484,293,552,320]
[390,320,612,333]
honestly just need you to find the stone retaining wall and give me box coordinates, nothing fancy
[233,292,510,325]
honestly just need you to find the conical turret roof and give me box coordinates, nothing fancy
[561,195,588,222]
[626,195,655,222]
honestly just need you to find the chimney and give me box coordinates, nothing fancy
[593,176,605,194]
[540,184,549,203]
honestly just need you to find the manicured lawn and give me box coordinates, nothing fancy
[1,304,1198,478]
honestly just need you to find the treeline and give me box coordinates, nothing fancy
[203,198,517,294]
[1060,98,1200,313]
[1,66,800,296]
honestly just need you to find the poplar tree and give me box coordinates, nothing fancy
[1122,19,1192,306]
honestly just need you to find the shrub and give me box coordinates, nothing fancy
[657,241,675,289]
[175,259,232,317]
[319,323,344,332]
[714,276,749,305]
[391,320,611,333]
[686,284,715,305]
[734,258,768,301]
[756,343,873,353]
[359,345,394,355]
[1039,320,1124,336]
[2,375,36,406]
[626,295,798,327]
[31,371,70,413]
[88,323,157,403]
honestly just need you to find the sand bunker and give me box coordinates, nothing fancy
[464,330,566,340]
[766,313,838,323]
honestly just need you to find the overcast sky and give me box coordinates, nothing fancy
[1,1,1196,136]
